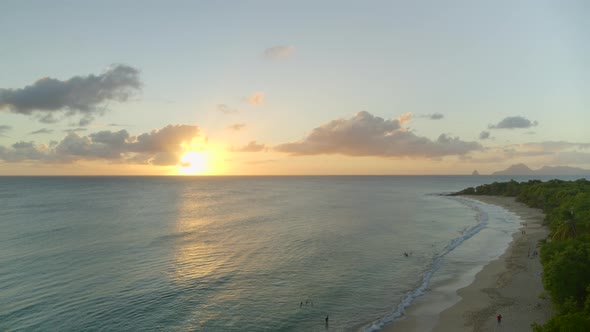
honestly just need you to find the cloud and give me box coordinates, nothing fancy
[89,122,125,128]
[64,128,87,133]
[0,141,48,162]
[275,111,481,157]
[470,140,590,164]
[55,132,122,160]
[553,151,590,165]
[502,147,553,157]
[30,128,54,135]
[416,113,444,120]
[263,45,295,60]
[479,131,491,140]
[244,159,276,165]
[0,124,201,166]
[0,64,141,125]
[231,141,267,152]
[521,141,590,152]
[244,92,265,106]
[150,152,180,166]
[489,116,538,129]
[397,112,412,125]
[227,123,246,131]
[0,125,11,137]
[38,113,60,124]
[217,104,239,114]
[78,115,95,127]
[128,124,201,154]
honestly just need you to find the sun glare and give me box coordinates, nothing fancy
[179,151,208,175]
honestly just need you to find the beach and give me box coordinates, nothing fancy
[382,195,552,332]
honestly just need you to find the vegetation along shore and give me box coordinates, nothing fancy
[452,179,590,331]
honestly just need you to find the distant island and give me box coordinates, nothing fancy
[471,170,480,176]
[492,163,590,176]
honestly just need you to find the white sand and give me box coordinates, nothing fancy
[381,196,552,332]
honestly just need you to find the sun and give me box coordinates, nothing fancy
[179,151,208,175]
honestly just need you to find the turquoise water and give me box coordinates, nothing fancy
[0,176,578,331]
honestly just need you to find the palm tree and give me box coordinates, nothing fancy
[552,209,578,241]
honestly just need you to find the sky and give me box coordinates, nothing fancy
[0,0,589,175]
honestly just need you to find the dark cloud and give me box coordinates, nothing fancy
[217,104,239,114]
[0,65,141,125]
[489,116,538,129]
[263,45,295,59]
[227,123,246,131]
[78,115,95,127]
[275,111,481,158]
[37,113,60,124]
[416,113,444,120]
[0,124,201,166]
[64,128,87,133]
[231,141,267,152]
[479,131,491,140]
[90,130,129,147]
[0,141,47,162]
[0,125,11,136]
[30,128,53,135]
[55,133,119,160]
[150,152,180,166]
[129,124,200,154]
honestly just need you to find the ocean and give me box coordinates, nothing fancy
[0,175,581,331]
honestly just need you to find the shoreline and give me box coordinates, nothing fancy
[381,195,552,332]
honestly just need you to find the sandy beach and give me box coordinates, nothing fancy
[382,195,552,332]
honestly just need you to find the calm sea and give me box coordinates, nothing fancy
[0,175,581,331]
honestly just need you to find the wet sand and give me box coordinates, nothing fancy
[381,195,552,332]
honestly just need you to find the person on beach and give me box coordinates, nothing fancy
[300,302,303,308]
[325,315,329,327]
[497,313,502,325]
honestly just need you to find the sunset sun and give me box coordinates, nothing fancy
[179,151,208,175]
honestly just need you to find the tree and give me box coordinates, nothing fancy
[541,240,590,311]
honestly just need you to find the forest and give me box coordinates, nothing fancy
[454,179,590,331]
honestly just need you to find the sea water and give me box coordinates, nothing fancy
[0,176,580,331]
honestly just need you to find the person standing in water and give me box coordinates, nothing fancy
[325,315,329,327]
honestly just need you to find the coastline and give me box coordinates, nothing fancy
[381,195,552,332]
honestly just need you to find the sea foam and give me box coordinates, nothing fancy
[362,197,490,332]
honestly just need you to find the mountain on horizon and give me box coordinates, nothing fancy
[492,163,590,176]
